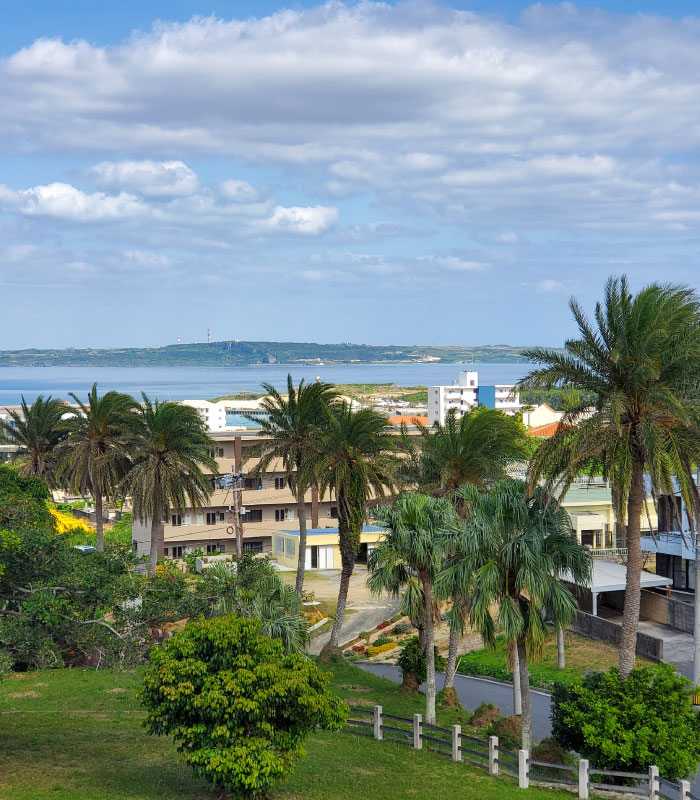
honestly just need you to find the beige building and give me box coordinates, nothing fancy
[132,428,343,560]
[271,526,386,571]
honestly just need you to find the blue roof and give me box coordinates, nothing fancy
[280,525,385,537]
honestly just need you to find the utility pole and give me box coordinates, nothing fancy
[230,466,246,559]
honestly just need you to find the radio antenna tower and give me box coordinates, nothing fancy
[207,327,211,344]
[177,331,181,344]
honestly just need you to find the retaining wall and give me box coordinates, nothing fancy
[570,610,664,661]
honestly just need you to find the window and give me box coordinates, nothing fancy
[285,538,295,557]
[330,506,338,519]
[171,514,182,526]
[218,512,225,521]
[163,547,168,556]
[244,478,263,490]
[132,541,138,552]
[658,495,683,532]
[275,509,288,522]
[243,509,263,522]
[217,448,224,458]
[206,544,219,554]
[243,541,263,553]
[171,546,184,558]
[275,477,286,490]
[274,535,284,554]
[206,512,217,525]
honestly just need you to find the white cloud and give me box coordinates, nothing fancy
[0,182,145,221]
[538,279,567,293]
[419,255,488,272]
[88,160,199,196]
[259,205,339,235]
[219,179,259,202]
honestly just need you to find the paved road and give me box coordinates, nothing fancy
[356,662,553,741]
[309,598,401,655]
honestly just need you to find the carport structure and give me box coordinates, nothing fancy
[561,559,672,616]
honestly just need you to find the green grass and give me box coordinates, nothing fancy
[0,663,577,800]
[458,630,647,689]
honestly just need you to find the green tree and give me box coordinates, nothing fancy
[401,407,531,695]
[522,277,700,678]
[204,555,309,653]
[57,384,136,551]
[122,396,217,575]
[242,375,338,593]
[440,479,591,749]
[315,403,398,657]
[369,492,458,723]
[0,396,68,485]
[140,616,347,799]
[552,664,700,781]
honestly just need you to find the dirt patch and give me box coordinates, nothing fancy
[337,685,371,692]
[9,674,29,681]
[348,698,376,708]
[471,703,499,728]
[33,683,48,687]
[106,688,127,694]
[8,691,39,699]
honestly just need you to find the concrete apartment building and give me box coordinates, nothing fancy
[132,428,344,560]
[428,370,522,425]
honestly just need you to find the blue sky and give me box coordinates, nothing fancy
[2,0,700,349]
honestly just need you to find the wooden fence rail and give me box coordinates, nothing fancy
[346,706,690,800]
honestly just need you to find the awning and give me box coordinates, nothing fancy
[561,559,672,593]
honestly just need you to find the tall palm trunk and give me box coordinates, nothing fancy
[94,483,104,552]
[421,571,437,725]
[327,553,354,648]
[619,457,645,679]
[443,627,459,690]
[295,495,308,595]
[148,481,162,577]
[516,635,532,751]
[557,625,566,670]
[511,641,522,715]
[693,556,700,687]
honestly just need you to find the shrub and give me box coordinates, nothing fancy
[376,621,389,629]
[471,701,499,729]
[531,738,575,776]
[367,641,398,657]
[393,622,410,635]
[140,616,347,798]
[396,636,446,686]
[551,664,700,781]
[490,715,521,749]
[372,635,395,647]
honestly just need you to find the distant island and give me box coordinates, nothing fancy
[0,341,530,367]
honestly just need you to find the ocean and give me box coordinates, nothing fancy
[0,363,533,405]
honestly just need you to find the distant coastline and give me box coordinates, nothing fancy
[0,340,532,368]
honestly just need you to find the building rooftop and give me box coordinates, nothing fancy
[561,559,672,593]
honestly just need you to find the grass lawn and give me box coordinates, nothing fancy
[0,662,576,800]
[458,629,646,688]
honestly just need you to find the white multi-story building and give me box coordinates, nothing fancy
[428,370,522,425]
[181,399,230,432]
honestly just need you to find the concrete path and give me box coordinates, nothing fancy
[638,619,695,679]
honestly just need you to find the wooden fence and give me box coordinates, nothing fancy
[346,705,699,800]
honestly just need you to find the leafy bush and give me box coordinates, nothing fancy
[393,622,410,635]
[396,636,446,685]
[530,738,575,776]
[552,664,700,781]
[372,635,395,647]
[367,641,398,657]
[491,715,521,749]
[140,616,347,798]
[471,701,499,729]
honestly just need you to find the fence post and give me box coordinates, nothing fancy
[648,765,659,800]
[373,705,382,740]
[413,713,422,750]
[451,724,461,762]
[488,735,499,775]
[578,758,589,799]
[679,779,691,800]
[518,749,529,789]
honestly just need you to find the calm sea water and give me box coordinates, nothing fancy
[0,363,532,405]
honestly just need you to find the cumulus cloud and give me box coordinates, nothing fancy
[88,160,199,196]
[0,182,145,221]
[258,205,339,235]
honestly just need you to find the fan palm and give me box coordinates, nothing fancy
[123,396,217,575]
[369,492,458,723]
[1,396,68,485]
[57,384,137,551]
[204,560,308,653]
[522,276,700,678]
[315,403,398,656]
[401,407,531,694]
[242,375,338,593]
[439,479,591,750]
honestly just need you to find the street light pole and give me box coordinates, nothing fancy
[231,467,246,560]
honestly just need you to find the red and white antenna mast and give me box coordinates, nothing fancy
[177,331,181,344]
[207,327,211,344]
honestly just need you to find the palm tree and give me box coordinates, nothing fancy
[242,375,338,593]
[57,384,136,551]
[1,396,68,484]
[522,276,700,678]
[123,396,217,575]
[401,407,531,696]
[369,492,458,723]
[439,479,591,750]
[315,403,398,657]
[204,558,309,653]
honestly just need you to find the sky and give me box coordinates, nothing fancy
[2,1,700,349]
